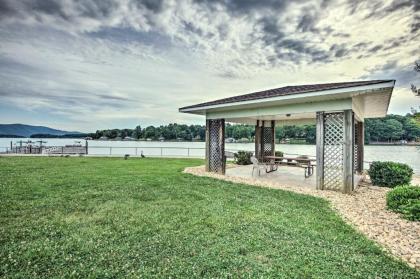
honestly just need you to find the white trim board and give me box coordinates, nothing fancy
[206,99,353,120]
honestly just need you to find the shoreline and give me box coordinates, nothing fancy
[1,137,419,146]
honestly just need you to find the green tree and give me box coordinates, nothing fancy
[402,118,420,141]
[383,119,403,141]
[132,125,142,139]
[304,125,316,144]
[143,126,157,139]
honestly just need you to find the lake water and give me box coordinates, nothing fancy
[1,138,419,174]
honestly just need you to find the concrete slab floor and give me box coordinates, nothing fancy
[226,164,316,188]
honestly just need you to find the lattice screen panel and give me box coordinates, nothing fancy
[354,121,359,173]
[323,112,345,190]
[208,119,224,173]
[262,126,274,161]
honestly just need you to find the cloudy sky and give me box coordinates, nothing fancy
[0,0,419,132]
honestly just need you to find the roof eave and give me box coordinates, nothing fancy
[179,80,395,114]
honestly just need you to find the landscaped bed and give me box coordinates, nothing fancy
[1,157,419,278]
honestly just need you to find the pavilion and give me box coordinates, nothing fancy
[179,80,395,193]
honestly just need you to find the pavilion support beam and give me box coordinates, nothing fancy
[254,120,275,162]
[316,112,325,190]
[205,119,210,171]
[356,121,364,173]
[255,120,262,160]
[270,120,275,157]
[343,110,354,193]
[205,118,225,174]
[317,110,355,193]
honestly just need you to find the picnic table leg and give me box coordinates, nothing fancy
[304,162,313,178]
[307,163,314,177]
[265,159,278,173]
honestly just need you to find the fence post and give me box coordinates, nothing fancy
[109,147,112,156]
[187,148,190,157]
[160,147,163,157]
[85,140,88,155]
[62,146,64,154]
[135,147,138,156]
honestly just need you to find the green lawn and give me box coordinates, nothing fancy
[0,157,418,278]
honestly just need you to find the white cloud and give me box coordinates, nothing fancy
[0,0,419,130]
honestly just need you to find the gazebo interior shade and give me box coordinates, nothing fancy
[179,80,395,124]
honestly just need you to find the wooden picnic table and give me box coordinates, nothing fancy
[265,156,316,162]
[264,156,316,177]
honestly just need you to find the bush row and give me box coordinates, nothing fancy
[386,186,420,221]
[368,161,413,188]
[234,151,253,165]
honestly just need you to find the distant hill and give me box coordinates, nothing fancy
[0,124,79,137]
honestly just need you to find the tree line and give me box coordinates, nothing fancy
[88,113,419,143]
[365,114,420,142]
[92,124,206,141]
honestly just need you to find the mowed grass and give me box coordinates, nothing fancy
[0,157,418,278]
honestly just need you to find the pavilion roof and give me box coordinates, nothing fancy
[179,80,394,111]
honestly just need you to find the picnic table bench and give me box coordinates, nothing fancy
[264,155,316,178]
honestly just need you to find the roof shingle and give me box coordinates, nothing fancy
[179,80,394,111]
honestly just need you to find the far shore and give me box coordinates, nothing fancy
[2,137,419,146]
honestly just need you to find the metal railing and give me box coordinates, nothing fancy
[0,146,207,158]
[0,145,319,158]
[87,146,206,157]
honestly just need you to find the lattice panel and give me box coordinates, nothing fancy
[262,126,274,161]
[323,112,344,190]
[354,121,359,173]
[208,119,224,173]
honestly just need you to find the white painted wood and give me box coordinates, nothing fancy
[356,90,393,118]
[206,99,352,120]
[255,120,262,160]
[316,112,324,190]
[343,110,354,193]
[352,95,365,120]
[205,119,209,172]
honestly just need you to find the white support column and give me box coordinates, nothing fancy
[255,120,262,160]
[343,110,354,193]
[319,110,355,193]
[316,112,324,190]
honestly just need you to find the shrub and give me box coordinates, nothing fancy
[368,161,413,187]
[401,202,420,221]
[275,151,284,157]
[386,185,420,221]
[234,151,253,165]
